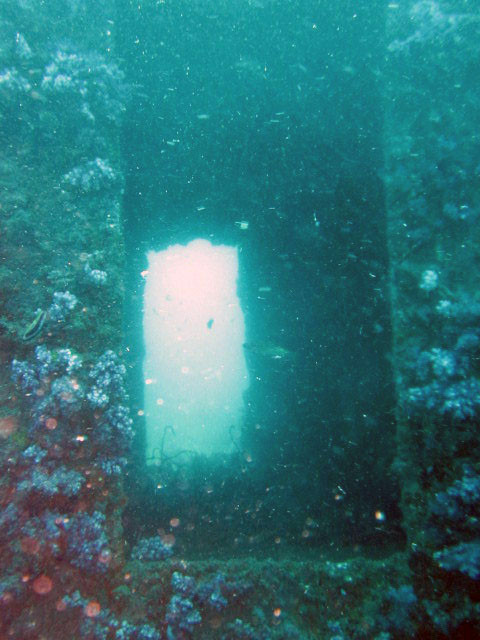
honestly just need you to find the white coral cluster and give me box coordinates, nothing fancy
[62,158,118,192]
[40,48,126,124]
[0,68,31,93]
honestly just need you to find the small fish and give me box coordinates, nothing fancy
[22,309,47,341]
[243,342,294,361]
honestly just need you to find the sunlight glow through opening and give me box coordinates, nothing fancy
[143,238,249,463]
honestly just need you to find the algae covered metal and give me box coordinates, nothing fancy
[0,0,479,637]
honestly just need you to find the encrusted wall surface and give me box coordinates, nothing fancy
[0,1,136,636]
[385,0,480,634]
[0,0,126,394]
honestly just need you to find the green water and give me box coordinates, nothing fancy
[3,1,480,636]
[115,0,398,554]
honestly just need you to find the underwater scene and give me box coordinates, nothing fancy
[1,0,480,637]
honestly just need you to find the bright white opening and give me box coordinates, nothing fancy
[143,238,249,463]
